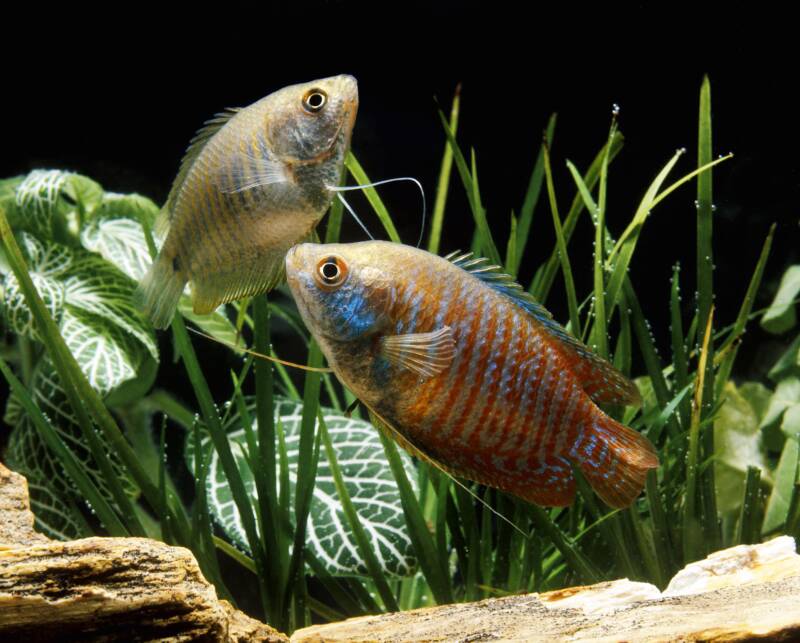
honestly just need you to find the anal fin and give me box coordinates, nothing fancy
[572,414,658,508]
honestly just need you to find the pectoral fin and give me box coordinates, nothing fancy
[380,326,456,378]
[220,154,290,194]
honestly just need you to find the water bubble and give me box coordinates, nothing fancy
[612,103,620,116]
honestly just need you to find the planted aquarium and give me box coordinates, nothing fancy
[1,9,797,639]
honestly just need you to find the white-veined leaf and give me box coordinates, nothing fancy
[81,216,153,282]
[60,308,149,396]
[24,480,90,540]
[4,359,138,539]
[186,396,418,577]
[80,200,239,345]
[3,271,65,339]
[62,251,157,360]
[13,169,70,238]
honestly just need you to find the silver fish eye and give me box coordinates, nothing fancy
[303,89,327,113]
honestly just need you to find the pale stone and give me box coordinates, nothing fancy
[539,578,661,614]
[664,535,800,597]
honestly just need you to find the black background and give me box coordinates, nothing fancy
[2,3,798,404]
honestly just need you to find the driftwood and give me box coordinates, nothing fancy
[294,537,800,642]
[5,458,800,642]
[0,462,286,642]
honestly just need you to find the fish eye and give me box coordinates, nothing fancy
[315,255,348,289]
[303,89,328,113]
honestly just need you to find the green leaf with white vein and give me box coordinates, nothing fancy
[13,169,71,239]
[187,396,418,577]
[1,233,157,394]
[60,308,151,396]
[79,198,239,346]
[4,359,138,539]
[81,216,154,282]
[62,251,157,359]
[12,170,103,241]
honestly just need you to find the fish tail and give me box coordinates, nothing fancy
[134,251,185,329]
[574,413,659,508]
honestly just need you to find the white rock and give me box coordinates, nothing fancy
[664,535,800,597]
[540,578,661,615]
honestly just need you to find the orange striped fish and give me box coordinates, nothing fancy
[286,241,658,508]
[136,75,358,328]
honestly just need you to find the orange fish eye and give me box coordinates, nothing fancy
[302,89,328,113]
[315,255,348,289]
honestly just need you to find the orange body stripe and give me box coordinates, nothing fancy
[430,290,486,438]
[468,313,513,450]
[447,300,500,442]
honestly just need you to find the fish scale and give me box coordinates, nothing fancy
[286,241,659,508]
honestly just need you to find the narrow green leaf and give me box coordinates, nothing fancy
[428,84,461,254]
[670,264,691,428]
[542,143,581,336]
[528,505,600,584]
[735,466,762,545]
[436,110,501,265]
[514,113,556,274]
[505,211,518,277]
[696,76,720,552]
[170,314,271,619]
[344,152,401,243]
[283,342,324,629]
[684,307,714,563]
[325,185,345,244]
[604,149,685,315]
[531,131,623,303]
[0,205,148,536]
[591,119,616,358]
[0,356,126,536]
[716,225,775,394]
[574,466,636,578]
[377,432,453,604]
[320,414,399,611]
[470,149,501,266]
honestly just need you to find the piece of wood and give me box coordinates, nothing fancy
[292,576,800,642]
[0,462,287,642]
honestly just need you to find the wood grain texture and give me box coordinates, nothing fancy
[0,462,286,642]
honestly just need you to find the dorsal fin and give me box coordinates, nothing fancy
[160,108,242,233]
[445,251,641,407]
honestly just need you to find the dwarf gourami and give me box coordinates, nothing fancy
[136,74,358,328]
[285,241,658,508]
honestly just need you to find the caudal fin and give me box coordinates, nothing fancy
[575,414,658,508]
[134,252,185,329]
